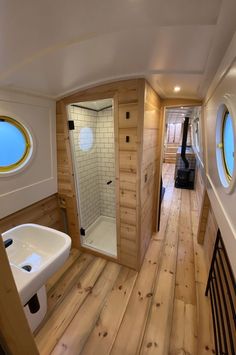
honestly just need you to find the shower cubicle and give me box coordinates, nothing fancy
[57,79,161,271]
[68,99,117,257]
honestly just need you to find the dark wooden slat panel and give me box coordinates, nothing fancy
[206,230,236,355]
[0,194,64,234]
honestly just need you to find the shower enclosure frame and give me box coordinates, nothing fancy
[66,95,119,261]
[65,93,120,262]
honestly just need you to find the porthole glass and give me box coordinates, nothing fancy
[0,116,32,173]
[194,118,200,152]
[216,104,235,190]
[222,111,234,179]
[79,127,94,151]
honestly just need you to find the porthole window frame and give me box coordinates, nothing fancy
[216,101,236,194]
[222,110,234,181]
[193,117,200,153]
[0,115,34,176]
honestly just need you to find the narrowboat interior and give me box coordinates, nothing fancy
[0,1,236,354]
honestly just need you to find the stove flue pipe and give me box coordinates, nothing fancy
[181,116,190,169]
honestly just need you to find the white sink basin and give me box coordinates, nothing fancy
[2,224,71,305]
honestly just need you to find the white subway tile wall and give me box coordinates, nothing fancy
[97,109,116,218]
[70,106,115,230]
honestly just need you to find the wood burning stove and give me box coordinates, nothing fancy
[175,116,195,190]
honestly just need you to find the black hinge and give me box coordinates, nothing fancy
[126,111,130,119]
[68,120,75,130]
[80,227,85,236]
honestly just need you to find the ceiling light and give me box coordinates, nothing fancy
[174,86,181,92]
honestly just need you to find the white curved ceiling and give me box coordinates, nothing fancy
[166,107,195,124]
[0,0,236,99]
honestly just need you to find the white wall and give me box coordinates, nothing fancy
[191,106,204,167]
[0,90,57,218]
[204,32,236,276]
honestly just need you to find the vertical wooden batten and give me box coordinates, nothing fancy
[135,79,145,269]
[139,82,162,266]
[197,189,210,244]
[114,92,121,262]
[56,101,80,248]
[0,237,39,355]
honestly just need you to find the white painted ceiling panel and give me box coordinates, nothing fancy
[147,73,203,98]
[0,27,215,97]
[148,26,215,72]
[166,106,201,125]
[0,0,235,99]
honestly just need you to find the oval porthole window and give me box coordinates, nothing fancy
[216,104,235,189]
[222,111,234,179]
[0,116,32,174]
[79,127,94,152]
[194,118,200,152]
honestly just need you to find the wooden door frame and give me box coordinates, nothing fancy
[155,99,202,232]
[58,92,120,262]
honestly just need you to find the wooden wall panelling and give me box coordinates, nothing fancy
[195,164,205,211]
[119,189,136,209]
[119,172,136,191]
[118,98,140,269]
[118,102,138,128]
[139,81,162,266]
[120,206,137,225]
[203,207,218,269]
[0,237,39,355]
[117,81,141,269]
[119,128,138,151]
[0,194,64,235]
[197,189,210,244]
[56,101,81,248]
[119,151,137,173]
[136,80,145,269]
[120,223,136,242]
[154,105,166,227]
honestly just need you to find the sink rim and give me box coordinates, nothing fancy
[2,223,71,270]
[2,223,72,305]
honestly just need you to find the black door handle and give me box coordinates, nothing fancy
[4,239,13,248]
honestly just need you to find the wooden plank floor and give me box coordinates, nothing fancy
[35,164,215,355]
